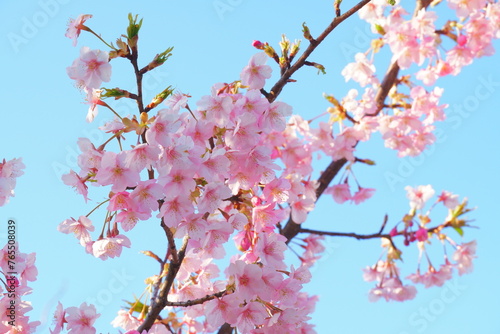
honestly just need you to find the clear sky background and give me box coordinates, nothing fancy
[1,1,500,333]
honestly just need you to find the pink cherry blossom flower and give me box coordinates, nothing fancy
[65,302,99,334]
[62,170,89,202]
[92,234,131,260]
[234,89,269,116]
[225,113,260,150]
[58,216,95,246]
[300,234,325,267]
[252,202,287,233]
[351,187,375,204]
[111,310,141,331]
[240,52,272,90]
[158,166,196,198]
[234,301,267,333]
[331,127,364,161]
[447,0,488,18]
[254,232,287,269]
[67,46,111,90]
[158,194,193,228]
[291,196,315,224]
[326,183,351,204]
[115,209,151,232]
[165,92,189,112]
[0,157,25,206]
[65,14,92,46]
[85,88,106,122]
[438,190,460,209]
[145,109,182,147]
[108,191,134,212]
[21,252,38,282]
[368,278,417,302]
[50,302,66,334]
[77,138,103,173]
[405,185,435,210]
[273,277,302,307]
[175,213,208,241]
[204,293,239,329]
[196,94,233,127]
[228,260,263,300]
[262,177,291,203]
[197,182,232,215]
[453,240,477,275]
[0,157,25,178]
[341,53,378,87]
[129,180,163,213]
[96,151,140,192]
[123,144,161,173]
[358,0,387,22]
[258,100,292,133]
[99,117,126,134]
[408,264,453,288]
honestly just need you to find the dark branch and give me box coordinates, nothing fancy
[165,289,227,307]
[266,0,372,103]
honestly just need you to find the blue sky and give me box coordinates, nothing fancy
[1,0,500,333]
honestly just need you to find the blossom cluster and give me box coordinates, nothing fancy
[336,0,500,158]
[363,185,476,302]
[0,244,39,333]
[59,43,321,331]
[52,0,496,331]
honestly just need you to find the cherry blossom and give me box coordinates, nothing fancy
[61,170,89,202]
[405,184,435,210]
[0,157,25,206]
[49,302,66,334]
[326,183,351,204]
[453,240,477,275]
[92,234,131,260]
[341,52,378,87]
[57,216,95,246]
[65,14,92,46]
[351,187,376,205]
[240,52,272,89]
[65,302,100,334]
[67,46,111,90]
[96,151,140,192]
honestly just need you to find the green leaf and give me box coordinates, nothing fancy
[453,226,464,237]
[387,0,396,5]
[302,22,313,41]
[101,88,128,99]
[127,13,143,40]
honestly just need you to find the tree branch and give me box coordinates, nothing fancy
[165,289,227,307]
[266,0,372,103]
[138,236,189,332]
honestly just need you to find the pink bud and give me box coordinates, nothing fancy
[415,227,428,242]
[252,40,264,49]
[389,227,398,237]
[457,35,467,47]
